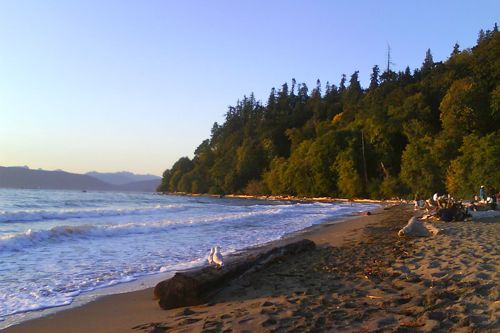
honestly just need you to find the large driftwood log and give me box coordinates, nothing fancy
[154,239,316,309]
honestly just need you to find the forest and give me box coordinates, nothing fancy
[158,25,499,199]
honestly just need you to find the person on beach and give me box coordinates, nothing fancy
[479,185,486,202]
[487,188,497,210]
[436,193,449,209]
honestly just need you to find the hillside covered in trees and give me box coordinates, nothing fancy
[159,25,499,199]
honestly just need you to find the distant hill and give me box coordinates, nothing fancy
[116,179,162,192]
[0,167,161,192]
[0,167,115,191]
[86,171,161,185]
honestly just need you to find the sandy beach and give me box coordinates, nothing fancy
[3,204,499,333]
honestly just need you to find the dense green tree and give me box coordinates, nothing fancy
[339,74,346,92]
[334,147,363,198]
[345,71,363,105]
[235,139,266,186]
[447,133,500,198]
[439,78,477,140]
[400,136,443,197]
[159,24,499,199]
[263,157,290,195]
[477,29,486,43]
[157,157,194,192]
[369,65,380,90]
[421,49,435,76]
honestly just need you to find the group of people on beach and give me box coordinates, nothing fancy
[414,185,498,222]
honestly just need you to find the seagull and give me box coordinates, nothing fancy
[212,246,224,269]
[207,247,215,265]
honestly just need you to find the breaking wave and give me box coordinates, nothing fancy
[0,207,285,251]
[0,204,188,223]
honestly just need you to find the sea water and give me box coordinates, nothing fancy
[0,189,379,325]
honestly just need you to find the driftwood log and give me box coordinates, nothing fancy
[154,239,316,309]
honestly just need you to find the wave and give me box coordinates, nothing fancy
[0,200,376,224]
[0,207,285,252]
[0,204,188,223]
[0,202,379,252]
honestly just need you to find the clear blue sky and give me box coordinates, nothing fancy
[0,1,498,176]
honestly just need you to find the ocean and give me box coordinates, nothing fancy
[0,189,379,326]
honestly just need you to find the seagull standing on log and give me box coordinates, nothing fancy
[207,247,215,265]
[212,246,224,269]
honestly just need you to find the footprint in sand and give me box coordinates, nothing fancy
[478,263,496,271]
[202,320,223,331]
[431,271,448,278]
[475,272,491,280]
[179,318,201,325]
[427,261,440,269]
[474,283,495,296]
[394,265,411,274]
[261,318,278,327]
[238,317,254,324]
[460,258,471,265]
[377,316,397,328]
[175,308,197,316]
[449,273,465,282]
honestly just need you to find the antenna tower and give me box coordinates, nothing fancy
[387,44,395,72]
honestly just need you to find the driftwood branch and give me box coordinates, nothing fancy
[153,239,315,309]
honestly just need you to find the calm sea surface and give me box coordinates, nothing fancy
[0,189,378,324]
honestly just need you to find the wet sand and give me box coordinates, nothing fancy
[4,205,499,332]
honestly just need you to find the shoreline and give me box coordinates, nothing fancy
[1,201,383,331]
[158,191,399,205]
[5,204,498,332]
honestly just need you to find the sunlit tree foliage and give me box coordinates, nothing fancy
[158,25,499,199]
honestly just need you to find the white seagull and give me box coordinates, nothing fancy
[212,246,224,269]
[207,247,215,265]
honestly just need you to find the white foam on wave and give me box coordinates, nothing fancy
[0,292,73,320]
[0,274,138,320]
[0,255,207,321]
[0,207,286,251]
[0,204,188,223]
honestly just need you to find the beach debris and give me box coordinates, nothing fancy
[367,295,383,299]
[425,223,442,236]
[419,192,472,222]
[398,217,441,237]
[414,199,425,210]
[438,202,472,221]
[469,210,500,220]
[207,247,215,265]
[213,246,224,269]
[352,211,371,216]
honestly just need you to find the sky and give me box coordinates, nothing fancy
[0,1,498,176]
